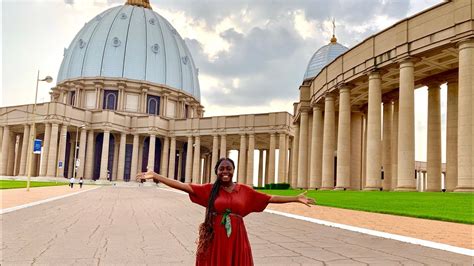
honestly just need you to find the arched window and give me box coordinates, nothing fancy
[147,95,160,115]
[148,98,158,115]
[103,90,117,110]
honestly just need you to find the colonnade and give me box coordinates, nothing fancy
[0,125,292,186]
[294,39,474,192]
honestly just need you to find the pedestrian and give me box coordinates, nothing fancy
[79,177,83,189]
[141,157,315,265]
[69,176,75,188]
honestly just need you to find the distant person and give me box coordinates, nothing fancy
[69,177,75,188]
[79,177,83,189]
[139,157,315,265]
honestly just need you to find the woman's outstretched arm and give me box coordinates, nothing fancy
[140,171,194,194]
[268,191,316,207]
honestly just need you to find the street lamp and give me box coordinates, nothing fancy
[26,70,53,191]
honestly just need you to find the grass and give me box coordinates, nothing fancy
[0,180,68,189]
[259,189,474,224]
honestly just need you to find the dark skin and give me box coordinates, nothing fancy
[140,159,316,206]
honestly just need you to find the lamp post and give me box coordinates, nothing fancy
[26,70,53,191]
[73,124,86,180]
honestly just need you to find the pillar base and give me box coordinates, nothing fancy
[395,186,417,191]
[424,189,442,192]
[363,187,381,191]
[454,187,474,192]
[319,187,334,190]
[334,187,348,191]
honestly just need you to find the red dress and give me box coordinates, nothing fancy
[189,183,271,266]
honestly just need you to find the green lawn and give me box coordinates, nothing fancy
[259,189,474,224]
[0,180,68,189]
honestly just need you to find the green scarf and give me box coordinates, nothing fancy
[220,209,232,237]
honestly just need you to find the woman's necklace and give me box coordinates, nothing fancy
[222,182,235,192]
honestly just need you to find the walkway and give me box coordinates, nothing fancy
[1,186,471,265]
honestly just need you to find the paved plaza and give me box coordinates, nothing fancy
[1,187,472,265]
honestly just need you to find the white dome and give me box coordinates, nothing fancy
[57,4,200,100]
[303,40,348,81]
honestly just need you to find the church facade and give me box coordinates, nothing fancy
[0,0,472,192]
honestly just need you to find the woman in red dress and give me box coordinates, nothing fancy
[142,157,315,266]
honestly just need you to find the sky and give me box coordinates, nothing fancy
[1,0,444,162]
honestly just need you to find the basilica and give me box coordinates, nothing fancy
[0,0,472,192]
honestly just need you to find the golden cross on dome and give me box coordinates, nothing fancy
[330,18,337,43]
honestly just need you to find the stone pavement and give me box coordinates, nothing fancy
[1,185,96,209]
[1,187,472,265]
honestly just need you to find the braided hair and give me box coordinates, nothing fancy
[196,157,235,256]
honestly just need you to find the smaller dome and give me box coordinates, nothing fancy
[303,39,348,80]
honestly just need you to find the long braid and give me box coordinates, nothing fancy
[196,158,235,256]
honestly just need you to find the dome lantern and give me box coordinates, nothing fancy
[126,0,152,9]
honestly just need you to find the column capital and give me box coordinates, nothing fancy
[323,92,336,101]
[456,38,474,49]
[312,103,324,111]
[368,70,382,80]
[397,56,420,67]
[336,83,354,93]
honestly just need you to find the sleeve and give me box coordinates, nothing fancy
[246,186,272,213]
[188,183,212,208]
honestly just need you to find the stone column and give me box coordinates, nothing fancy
[238,134,247,183]
[397,59,416,190]
[168,137,176,180]
[211,135,219,182]
[382,99,393,191]
[309,105,323,189]
[336,86,351,190]
[7,133,15,176]
[267,133,276,184]
[446,78,458,191]
[391,100,399,189]
[290,127,299,188]
[99,130,111,180]
[258,150,264,186]
[1,127,11,175]
[322,94,336,189]
[192,136,201,183]
[161,137,169,177]
[297,109,309,188]
[85,130,95,179]
[40,123,51,177]
[185,136,193,183]
[220,135,226,158]
[264,149,270,184]
[178,149,184,181]
[56,124,68,177]
[18,125,30,176]
[147,134,156,172]
[365,71,382,190]
[77,128,87,178]
[456,39,474,191]
[246,134,255,186]
[350,112,363,190]
[426,82,442,191]
[278,133,287,184]
[131,134,139,179]
[117,132,127,181]
[112,136,119,180]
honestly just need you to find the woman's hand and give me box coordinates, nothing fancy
[297,191,316,207]
[143,170,158,180]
